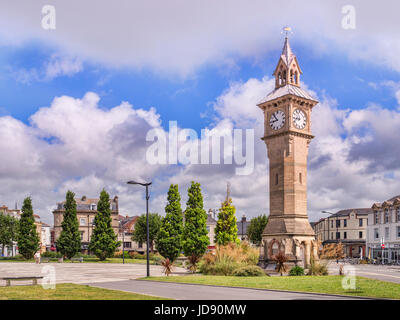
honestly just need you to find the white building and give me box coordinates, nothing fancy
[367,195,400,263]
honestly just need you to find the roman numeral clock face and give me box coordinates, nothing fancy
[293,109,307,129]
[269,110,285,130]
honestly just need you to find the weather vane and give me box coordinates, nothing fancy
[281,26,293,38]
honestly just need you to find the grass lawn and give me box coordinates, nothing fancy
[0,283,168,300]
[144,275,400,299]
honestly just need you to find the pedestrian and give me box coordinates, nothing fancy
[34,250,41,264]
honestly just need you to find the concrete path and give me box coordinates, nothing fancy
[89,280,365,300]
[0,262,186,286]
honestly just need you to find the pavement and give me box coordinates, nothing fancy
[0,262,186,285]
[89,279,365,300]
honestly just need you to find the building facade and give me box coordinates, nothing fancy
[368,195,400,263]
[258,34,319,267]
[53,195,120,252]
[312,208,371,258]
[117,215,149,253]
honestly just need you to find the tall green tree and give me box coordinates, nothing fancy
[215,198,239,245]
[156,184,183,262]
[17,197,40,259]
[89,189,120,260]
[0,214,18,256]
[132,213,162,253]
[57,191,82,259]
[182,182,209,269]
[247,215,269,245]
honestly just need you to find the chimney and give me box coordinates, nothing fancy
[81,195,87,201]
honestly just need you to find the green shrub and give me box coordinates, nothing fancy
[289,265,304,276]
[41,251,62,258]
[198,242,260,276]
[232,265,265,277]
[307,259,328,276]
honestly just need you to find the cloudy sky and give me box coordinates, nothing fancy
[0,1,400,225]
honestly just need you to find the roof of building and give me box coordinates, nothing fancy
[207,214,217,225]
[258,84,317,105]
[372,194,400,208]
[328,208,372,218]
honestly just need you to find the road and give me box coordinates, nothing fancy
[328,262,400,284]
[89,279,366,300]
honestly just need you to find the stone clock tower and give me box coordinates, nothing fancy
[257,34,319,268]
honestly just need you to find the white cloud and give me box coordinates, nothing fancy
[44,54,83,80]
[0,1,400,76]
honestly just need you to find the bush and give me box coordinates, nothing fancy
[307,259,328,276]
[289,265,304,276]
[198,242,260,276]
[113,251,131,259]
[41,251,62,258]
[232,265,265,277]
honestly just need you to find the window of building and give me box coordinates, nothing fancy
[90,218,95,226]
[397,226,400,239]
[138,242,143,248]
[359,231,363,239]
[299,172,302,184]
[384,209,390,224]
[80,218,86,226]
[385,227,390,240]
[397,208,400,223]
[359,218,363,227]
[331,232,333,239]
[331,220,333,228]
[80,231,84,240]
[343,219,347,227]
[275,173,279,185]
[336,232,340,240]
[124,242,132,248]
[343,232,347,239]
[336,220,340,228]
[90,203,96,211]
[374,228,379,239]
[374,211,379,224]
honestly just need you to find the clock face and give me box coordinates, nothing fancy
[269,110,285,130]
[293,109,307,129]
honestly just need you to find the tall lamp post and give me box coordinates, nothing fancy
[127,180,152,277]
[322,210,339,262]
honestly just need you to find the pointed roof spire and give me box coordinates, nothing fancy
[280,26,295,66]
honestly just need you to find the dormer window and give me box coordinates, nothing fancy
[90,203,96,211]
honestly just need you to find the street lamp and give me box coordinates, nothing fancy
[322,210,339,262]
[127,180,152,277]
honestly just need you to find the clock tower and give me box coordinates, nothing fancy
[257,32,319,268]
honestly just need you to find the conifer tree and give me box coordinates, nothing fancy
[57,191,81,259]
[182,182,209,270]
[215,197,239,245]
[17,197,40,259]
[156,184,183,262]
[89,189,120,260]
[132,213,162,253]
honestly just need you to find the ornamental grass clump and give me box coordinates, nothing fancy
[198,242,259,276]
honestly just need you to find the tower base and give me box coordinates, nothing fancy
[259,234,319,270]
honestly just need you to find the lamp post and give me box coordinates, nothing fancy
[322,210,339,262]
[127,180,152,277]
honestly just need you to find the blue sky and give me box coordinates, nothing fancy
[1,1,400,224]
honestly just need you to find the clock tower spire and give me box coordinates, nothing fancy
[257,29,319,268]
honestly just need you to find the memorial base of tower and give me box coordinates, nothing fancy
[258,216,319,269]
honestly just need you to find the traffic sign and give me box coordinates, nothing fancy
[381,244,385,249]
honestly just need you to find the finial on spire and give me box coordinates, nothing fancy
[281,26,293,38]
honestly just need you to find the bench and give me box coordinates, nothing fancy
[71,257,83,263]
[1,276,44,287]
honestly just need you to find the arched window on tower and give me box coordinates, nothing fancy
[278,72,282,86]
[294,71,298,84]
[275,173,279,185]
[283,70,287,85]
[290,70,294,83]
